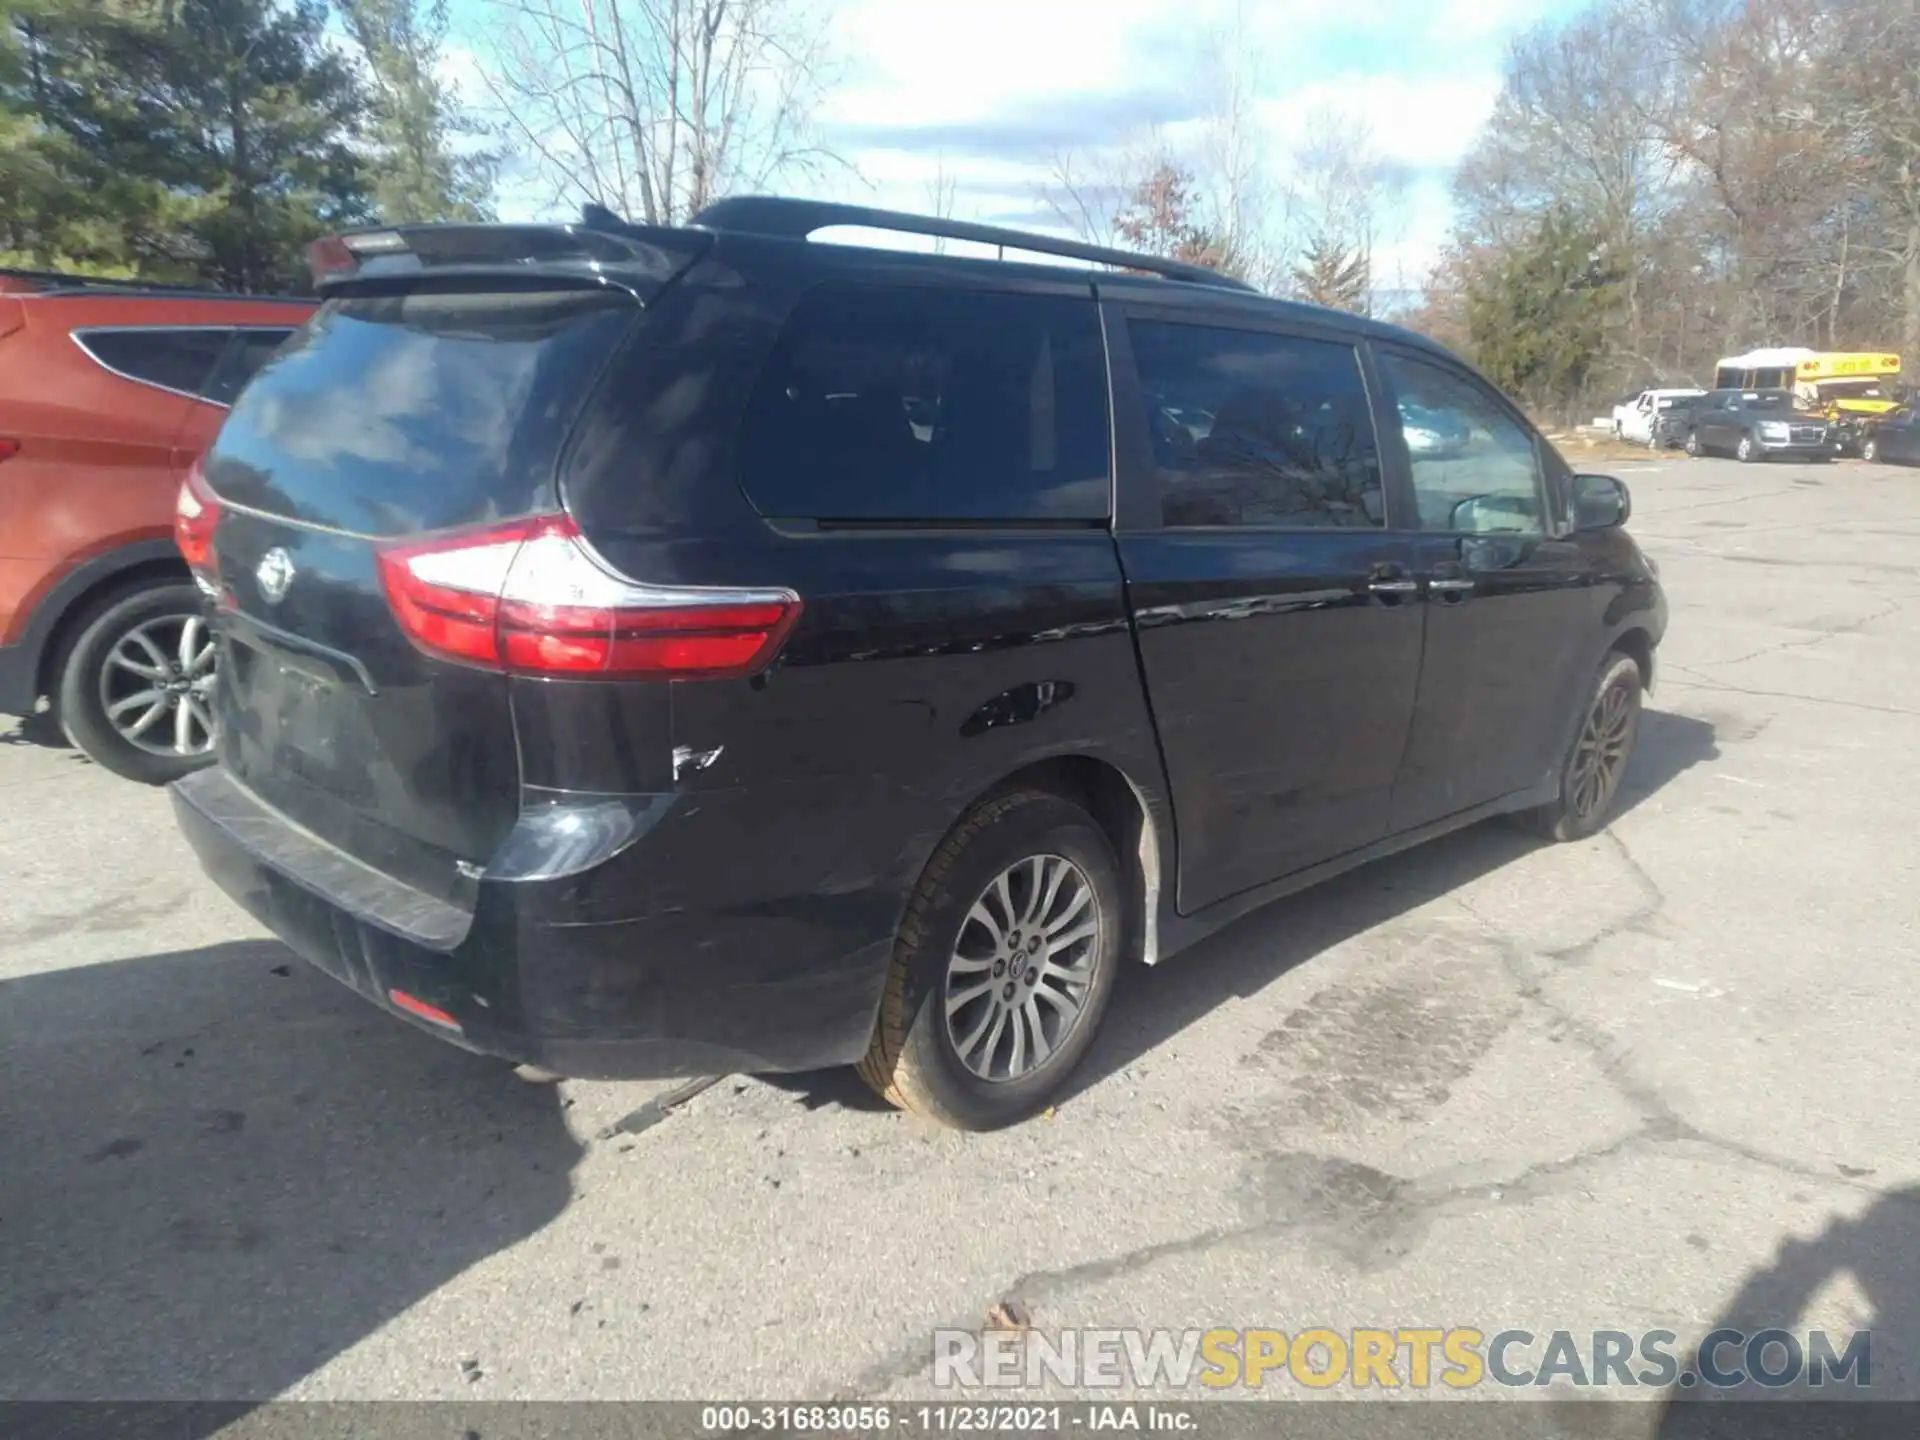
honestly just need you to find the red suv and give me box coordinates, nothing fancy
[0,273,313,781]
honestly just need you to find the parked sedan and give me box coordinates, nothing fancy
[1862,408,1920,465]
[1684,389,1832,462]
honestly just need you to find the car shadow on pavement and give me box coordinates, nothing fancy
[1067,706,1719,1104]
[775,708,1721,1117]
[1652,1185,1920,1436]
[0,709,76,752]
[0,941,579,1416]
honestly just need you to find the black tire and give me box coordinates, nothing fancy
[1863,437,1881,464]
[857,790,1124,1129]
[1684,429,1702,457]
[1514,652,1643,843]
[1735,433,1759,463]
[55,582,218,785]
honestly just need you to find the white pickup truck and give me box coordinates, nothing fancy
[1613,388,1706,447]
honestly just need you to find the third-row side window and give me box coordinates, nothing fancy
[1127,320,1385,529]
[736,284,1112,523]
[76,326,297,407]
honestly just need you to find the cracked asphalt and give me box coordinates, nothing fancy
[3,454,1918,1413]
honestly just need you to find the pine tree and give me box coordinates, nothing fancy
[1464,208,1627,416]
[340,0,494,225]
[0,2,172,274]
[2,0,374,290]
[1292,233,1370,314]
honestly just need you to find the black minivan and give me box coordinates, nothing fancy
[170,199,1666,1129]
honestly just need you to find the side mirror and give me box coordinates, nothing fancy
[1574,473,1631,531]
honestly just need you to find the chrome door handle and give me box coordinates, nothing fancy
[1429,578,1475,593]
[1368,579,1420,594]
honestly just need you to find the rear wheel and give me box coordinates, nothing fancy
[1515,652,1643,843]
[1864,437,1881,463]
[56,582,218,785]
[1685,429,1702,457]
[858,790,1123,1129]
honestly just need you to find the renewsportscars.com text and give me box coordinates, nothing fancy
[933,1326,1872,1391]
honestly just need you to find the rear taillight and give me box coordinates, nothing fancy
[375,515,801,680]
[0,438,20,462]
[175,460,222,581]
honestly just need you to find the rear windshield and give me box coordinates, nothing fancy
[205,287,637,536]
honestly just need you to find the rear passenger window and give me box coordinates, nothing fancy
[76,328,231,401]
[737,285,1110,521]
[1127,321,1384,528]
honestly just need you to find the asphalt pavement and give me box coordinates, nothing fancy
[4,454,1918,1417]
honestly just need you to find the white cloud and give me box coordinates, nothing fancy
[1254,73,1506,172]
[806,0,1546,290]
[453,0,1564,287]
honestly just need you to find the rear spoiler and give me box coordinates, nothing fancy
[308,208,713,298]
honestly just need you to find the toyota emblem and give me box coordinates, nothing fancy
[256,547,296,605]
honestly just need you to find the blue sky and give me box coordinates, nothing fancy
[441,0,1584,286]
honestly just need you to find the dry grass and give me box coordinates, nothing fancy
[1541,429,1666,464]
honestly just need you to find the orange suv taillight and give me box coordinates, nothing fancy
[175,460,222,582]
[375,513,802,680]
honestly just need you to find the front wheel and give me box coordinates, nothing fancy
[56,582,219,785]
[858,790,1124,1129]
[1684,429,1702,457]
[1515,652,1643,843]
[1735,433,1759,463]
[1864,437,1881,464]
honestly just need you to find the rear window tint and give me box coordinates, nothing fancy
[76,327,230,399]
[736,283,1110,521]
[206,289,636,537]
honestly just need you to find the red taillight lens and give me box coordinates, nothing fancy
[375,515,801,680]
[0,438,20,462]
[175,461,222,577]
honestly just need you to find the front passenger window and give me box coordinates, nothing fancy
[1381,352,1543,534]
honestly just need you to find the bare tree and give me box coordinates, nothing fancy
[480,0,838,223]
[1813,0,1920,365]
[1038,7,1284,289]
[1041,130,1161,251]
[1191,0,1284,288]
[923,153,957,253]
[1283,108,1403,316]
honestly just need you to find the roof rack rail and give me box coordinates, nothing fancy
[0,266,295,301]
[689,196,1260,294]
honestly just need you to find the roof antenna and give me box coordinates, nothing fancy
[581,202,624,231]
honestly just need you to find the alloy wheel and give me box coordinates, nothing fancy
[1569,677,1635,822]
[97,612,217,759]
[944,853,1102,1083]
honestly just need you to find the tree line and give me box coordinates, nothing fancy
[1414,0,1920,420]
[0,0,492,291]
[7,0,1914,429]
